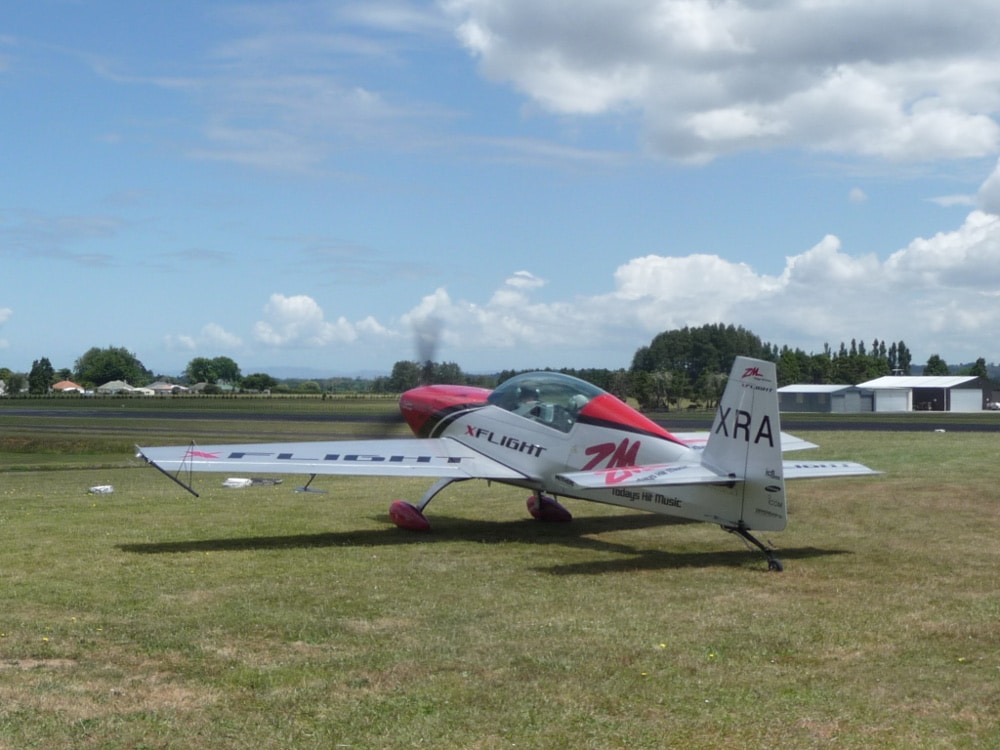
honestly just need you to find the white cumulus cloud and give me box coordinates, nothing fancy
[201,323,244,349]
[383,202,1000,368]
[253,293,382,348]
[165,323,243,355]
[444,0,1000,163]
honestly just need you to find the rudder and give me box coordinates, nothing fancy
[703,357,787,531]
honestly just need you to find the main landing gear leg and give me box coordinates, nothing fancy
[725,522,784,572]
[389,478,465,532]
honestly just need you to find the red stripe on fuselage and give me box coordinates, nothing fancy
[399,384,684,446]
[577,394,684,444]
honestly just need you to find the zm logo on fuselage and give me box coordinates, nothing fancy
[582,438,640,471]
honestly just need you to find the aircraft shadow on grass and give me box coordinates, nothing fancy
[117,512,847,574]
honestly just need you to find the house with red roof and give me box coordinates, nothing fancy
[52,380,85,393]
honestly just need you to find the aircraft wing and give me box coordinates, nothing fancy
[674,431,818,452]
[137,437,527,488]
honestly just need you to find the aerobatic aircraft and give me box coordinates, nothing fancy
[137,356,878,571]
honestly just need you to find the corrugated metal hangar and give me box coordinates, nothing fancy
[857,375,987,412]
[779,375,988,413]
[778,384,867,413]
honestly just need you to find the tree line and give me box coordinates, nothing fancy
[625,324,991,409]
[0,348,270,396]
[2,328,995,407]
[377,324,994,410]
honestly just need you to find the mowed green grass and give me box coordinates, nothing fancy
[0,406,998,748]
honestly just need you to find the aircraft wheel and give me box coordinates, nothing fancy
[767,558,784,572]
[389,501,431,532]
[526,494,573,523]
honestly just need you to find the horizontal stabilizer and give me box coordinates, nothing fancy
[783,461,882,480]
[675,431,818,452]
[557,458,879,491]
[556,462,737,491]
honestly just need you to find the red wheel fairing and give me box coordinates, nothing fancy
[389,500,432,531]
[526,494,573,522]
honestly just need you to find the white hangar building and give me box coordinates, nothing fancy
[855,374,987,413]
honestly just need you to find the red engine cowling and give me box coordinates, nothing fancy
[399,384,491,437]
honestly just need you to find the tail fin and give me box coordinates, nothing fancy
[703,357,787,531]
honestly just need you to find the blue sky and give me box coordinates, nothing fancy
[4,1,1000,378]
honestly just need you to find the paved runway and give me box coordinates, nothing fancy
[4,403,1000,432]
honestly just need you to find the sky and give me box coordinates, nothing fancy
[4,1,1000,378]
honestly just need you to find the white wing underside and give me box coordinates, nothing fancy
[137,438,527,481]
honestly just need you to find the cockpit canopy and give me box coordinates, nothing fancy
[487,371,606,433]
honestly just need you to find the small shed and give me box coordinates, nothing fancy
[778,384,868,413]
[856,374,987,412]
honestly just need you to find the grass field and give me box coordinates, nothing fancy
[1,400,998,748]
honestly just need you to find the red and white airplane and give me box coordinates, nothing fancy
[137,356,877,571]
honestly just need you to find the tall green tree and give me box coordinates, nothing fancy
[434,361,464,385]
[632,370,690,410]
[388,360,422,392]
[74,346,152,387]
[889,341,912,375]
[388,360,466,390]
[28,357,55,394]
[6,371,26,395]
[631,323,768,382]
[923,354,950,375]
[242,373,278,392]
[693,369,727,408]
[185,357,214,383]
[211,356,242,384]
[776,346,805,386]
[968,358,989,378]
[185,356,242,384]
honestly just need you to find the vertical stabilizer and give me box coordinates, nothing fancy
[703,357,787,531]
